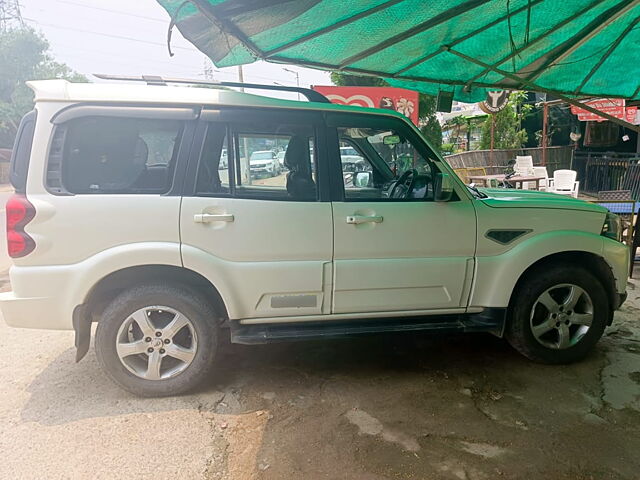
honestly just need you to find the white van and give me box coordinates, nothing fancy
[1,78,628,396]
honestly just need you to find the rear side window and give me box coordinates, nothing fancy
[10,110,37,193]
[47,117,184,194]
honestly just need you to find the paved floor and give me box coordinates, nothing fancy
[0,208,638,479]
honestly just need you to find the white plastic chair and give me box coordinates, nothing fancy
[514,156,535,189]
[532,166,549,191]
[514,156,535,175]
[548,169,579,198]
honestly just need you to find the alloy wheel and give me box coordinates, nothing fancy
[529,283,594,350]
[115,306,197,380]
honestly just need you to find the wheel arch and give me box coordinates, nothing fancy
[75,265,228,362]
[508,251,617,323]
[85,264,229,321]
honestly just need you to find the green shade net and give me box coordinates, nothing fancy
[157,0,640,102]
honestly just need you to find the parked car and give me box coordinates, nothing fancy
[1,79,628,397]
[339,145,367,172]
[276,150,286,168]
[249,150,280,177]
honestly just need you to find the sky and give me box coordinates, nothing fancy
[19,0,333,98]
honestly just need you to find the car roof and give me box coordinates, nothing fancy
[26,79,410,121]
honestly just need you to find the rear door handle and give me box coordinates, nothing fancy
[194,213,235,223]
[346,215,383,225]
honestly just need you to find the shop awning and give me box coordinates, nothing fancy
[156,0,640,127]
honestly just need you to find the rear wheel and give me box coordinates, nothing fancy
[95,284,219,397]
[506,264,609,364]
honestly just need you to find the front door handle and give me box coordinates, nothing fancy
[346,215,383,225]
[194,213,235,223]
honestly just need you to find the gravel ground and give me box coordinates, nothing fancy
[0,275,639,480]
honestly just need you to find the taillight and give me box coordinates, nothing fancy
[6,194,36,258]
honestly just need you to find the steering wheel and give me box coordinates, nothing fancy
[390,168,418,199]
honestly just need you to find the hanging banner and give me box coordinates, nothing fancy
[312,86,420,125]
[570,98,639,124]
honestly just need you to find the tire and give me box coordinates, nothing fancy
[95,283,219,397]
[505,264,609,364]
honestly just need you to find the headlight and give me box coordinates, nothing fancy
[601,212,622,242]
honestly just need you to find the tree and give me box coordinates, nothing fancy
[479,91,532,150]
[0,27,86,147]
[330,73,442,151]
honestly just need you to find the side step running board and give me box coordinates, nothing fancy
[230,310,506,345]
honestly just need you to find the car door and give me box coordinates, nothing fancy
[180,108,334,321]
[327,113,477,315]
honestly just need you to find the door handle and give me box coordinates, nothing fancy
[194,213,234,223]
[346,215,383,225]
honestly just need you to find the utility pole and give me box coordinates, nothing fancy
[237,65,244,91]
[0,0,24,31]
[203,57,214,81]
[283,67,300,101]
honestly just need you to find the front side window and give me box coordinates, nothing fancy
[49,116,183,194]
[332,117,436,201]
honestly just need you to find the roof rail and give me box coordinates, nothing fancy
[93,73,330,103]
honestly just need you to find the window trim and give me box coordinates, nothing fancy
[44,112,196,197]
[189,107,330,202]
[325,112,443,203]
[10,109,37,194]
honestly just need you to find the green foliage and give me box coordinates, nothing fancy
[479,91,532,150]
[331,73,442,152]
[0,27,87,147]
[440,142,455,155]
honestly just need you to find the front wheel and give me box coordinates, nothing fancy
[506,264,609,364]
[95,284,219,397]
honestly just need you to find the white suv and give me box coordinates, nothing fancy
[1,79,629,397]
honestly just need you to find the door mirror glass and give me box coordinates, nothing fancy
[434,172,454,202]
[354,171,372,187]
[383,134,401,146]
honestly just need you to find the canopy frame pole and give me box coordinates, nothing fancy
[447,47,640,133]
[523,0,640,83]
[189,0,265,59]
[336,0,487,69]
[393,0,547,77]
[574,15,640,94]
[462,0,608,89]
[263,0,405,58]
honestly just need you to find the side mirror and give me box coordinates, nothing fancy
[434,172,454,202]
[383,134,401,145]
[354,171,372,187]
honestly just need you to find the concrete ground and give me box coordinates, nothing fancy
[0,186,638,478]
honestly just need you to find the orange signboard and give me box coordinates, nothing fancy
[570,98,638,124]
[313,86,420,125]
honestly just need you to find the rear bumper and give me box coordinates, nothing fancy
[0,290,73,330]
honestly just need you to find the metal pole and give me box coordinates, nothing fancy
[542,101,548,166]
[490,113,495,166]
